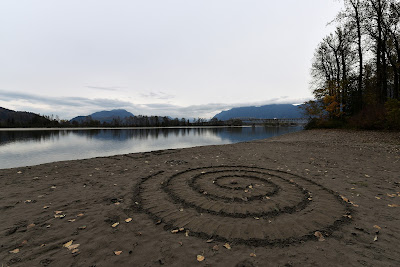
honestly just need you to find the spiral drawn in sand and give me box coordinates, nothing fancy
[134,166,352,246]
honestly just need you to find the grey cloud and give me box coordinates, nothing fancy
[141,92,174,100]
[86,86,123,92]
[142,103,178,109]
[0,90,133,108]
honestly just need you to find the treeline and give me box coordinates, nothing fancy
[0,116,59,128]
[304,0,400,129]
[64,116,242,127]
[0,111,244,128]
[2,115,242,128]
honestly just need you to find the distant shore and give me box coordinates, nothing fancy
[0,125,257,131]
[1,129,399,266]
[0,124,304,131]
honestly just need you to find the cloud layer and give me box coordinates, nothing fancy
[0,90,309,120]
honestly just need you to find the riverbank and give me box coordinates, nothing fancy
[1,129,399,266]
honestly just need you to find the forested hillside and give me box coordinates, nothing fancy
[0,107,57,127]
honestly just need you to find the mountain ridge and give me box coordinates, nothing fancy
[213,104,303,121]
[70,109,134,124]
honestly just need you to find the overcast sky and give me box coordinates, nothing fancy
[0,0,342,119]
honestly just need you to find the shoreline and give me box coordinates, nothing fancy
[1,129,399,266]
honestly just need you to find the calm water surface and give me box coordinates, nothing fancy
[0,126,302,169]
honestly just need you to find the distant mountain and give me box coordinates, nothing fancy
[213,104,303,121]
[70,109,134,124]
[0,107,54,127]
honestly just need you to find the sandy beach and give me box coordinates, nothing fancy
[1,129,400,267]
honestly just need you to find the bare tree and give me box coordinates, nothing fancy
[341,0,367,111]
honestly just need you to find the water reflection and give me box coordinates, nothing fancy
[0,130,61,145]
[0,127,302,169]
[0,128,249,145]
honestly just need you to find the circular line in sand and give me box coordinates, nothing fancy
[134,166,352,246]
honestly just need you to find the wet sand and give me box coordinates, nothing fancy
[1,129,399,266]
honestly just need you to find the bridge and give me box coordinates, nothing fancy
[236,118,308,126]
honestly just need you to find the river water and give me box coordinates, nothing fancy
[0,126,302,169]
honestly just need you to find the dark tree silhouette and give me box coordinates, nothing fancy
[306,0,400,129]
